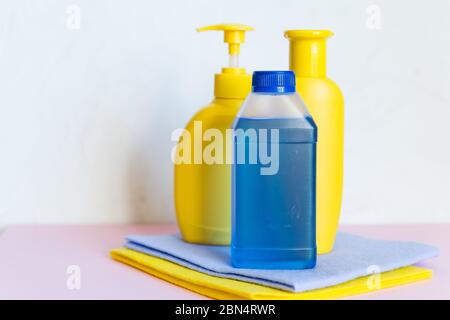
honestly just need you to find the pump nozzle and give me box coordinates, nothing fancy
[197,24,253,68]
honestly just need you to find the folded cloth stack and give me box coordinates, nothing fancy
[111,232,438,299]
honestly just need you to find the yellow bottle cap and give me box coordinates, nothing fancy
[284,30,334,40]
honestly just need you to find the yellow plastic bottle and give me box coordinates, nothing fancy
[174,24,253,245]
[284,30,344,254]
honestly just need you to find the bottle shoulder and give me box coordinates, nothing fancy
[238,93,313,119]
[296,77,344,101]
[185,98,244,128]
[296,77,344,115]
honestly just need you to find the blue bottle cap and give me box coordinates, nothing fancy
[252,71,296,94]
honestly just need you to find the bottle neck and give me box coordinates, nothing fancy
[214,68,251,99]
[289,38,327,78]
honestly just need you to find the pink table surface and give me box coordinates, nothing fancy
[0,224,448,300]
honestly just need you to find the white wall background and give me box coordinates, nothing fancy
[0,0,449,226]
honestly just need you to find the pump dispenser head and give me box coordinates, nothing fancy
[197,24,253,68]
[197,24,253,99]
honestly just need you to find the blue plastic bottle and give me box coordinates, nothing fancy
[231,71,317,269]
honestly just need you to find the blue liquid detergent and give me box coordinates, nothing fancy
[231,116,317,269]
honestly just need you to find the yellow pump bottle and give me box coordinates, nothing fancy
[174,24,253,245]
[285,30,344,254]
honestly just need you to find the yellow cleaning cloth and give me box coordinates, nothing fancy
[111,248,432,300]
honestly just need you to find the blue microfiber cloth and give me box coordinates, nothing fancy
[124,232,438,292]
